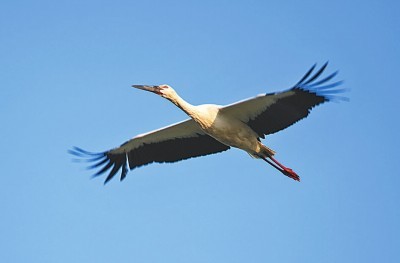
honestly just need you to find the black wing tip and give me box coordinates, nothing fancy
[69,146,129,184]
[294,62,348,102]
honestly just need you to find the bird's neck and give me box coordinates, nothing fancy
[168,94,199,119]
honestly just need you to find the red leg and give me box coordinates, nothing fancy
[269,156,300,181]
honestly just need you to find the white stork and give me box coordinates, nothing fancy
[70,62,346,184]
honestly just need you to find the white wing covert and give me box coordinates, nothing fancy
[70,119,230,183]
[221,62,346,138]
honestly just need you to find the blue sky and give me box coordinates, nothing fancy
[1,0,399,262]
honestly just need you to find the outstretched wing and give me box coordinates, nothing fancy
[69,119,230,184]
[221,62,346,138]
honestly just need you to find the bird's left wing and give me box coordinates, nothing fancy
[221,62,346,138]
[69,119,230,184]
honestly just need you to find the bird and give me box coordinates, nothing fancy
[70,62,346,184]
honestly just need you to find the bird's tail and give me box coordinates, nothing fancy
[261,145,276,157]
[249,145,276,158]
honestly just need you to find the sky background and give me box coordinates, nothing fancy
[1,0,399,262]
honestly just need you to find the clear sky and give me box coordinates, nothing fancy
[1,0,399,262]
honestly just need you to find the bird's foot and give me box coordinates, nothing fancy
[282,167,300,181]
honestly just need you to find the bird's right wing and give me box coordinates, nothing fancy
[221,62,346,138]
[69,119,230,183]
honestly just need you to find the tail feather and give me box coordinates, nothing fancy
[261,145,276,156]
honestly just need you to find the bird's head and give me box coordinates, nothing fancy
[132,84,177,100]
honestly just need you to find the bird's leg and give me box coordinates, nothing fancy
[260,156,299,181]
[268,156,300,181]
[261,157,285,172]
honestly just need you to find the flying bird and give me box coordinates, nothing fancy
[70,62,346,184]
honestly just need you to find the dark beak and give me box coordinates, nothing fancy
[132,85,161,94]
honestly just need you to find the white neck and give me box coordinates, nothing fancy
[167,94,198,118]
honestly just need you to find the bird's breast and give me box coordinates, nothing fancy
[199,113,259,151]
[189,105,259,151]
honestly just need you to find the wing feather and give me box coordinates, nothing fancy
[69,119,230,183]
[221,62,346,138]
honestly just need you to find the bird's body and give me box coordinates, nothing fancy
[181,104,263,156]
[70,63,346,184]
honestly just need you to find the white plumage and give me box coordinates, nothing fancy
[70,62,346,183]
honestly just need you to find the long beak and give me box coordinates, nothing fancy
[132,85,161,94]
